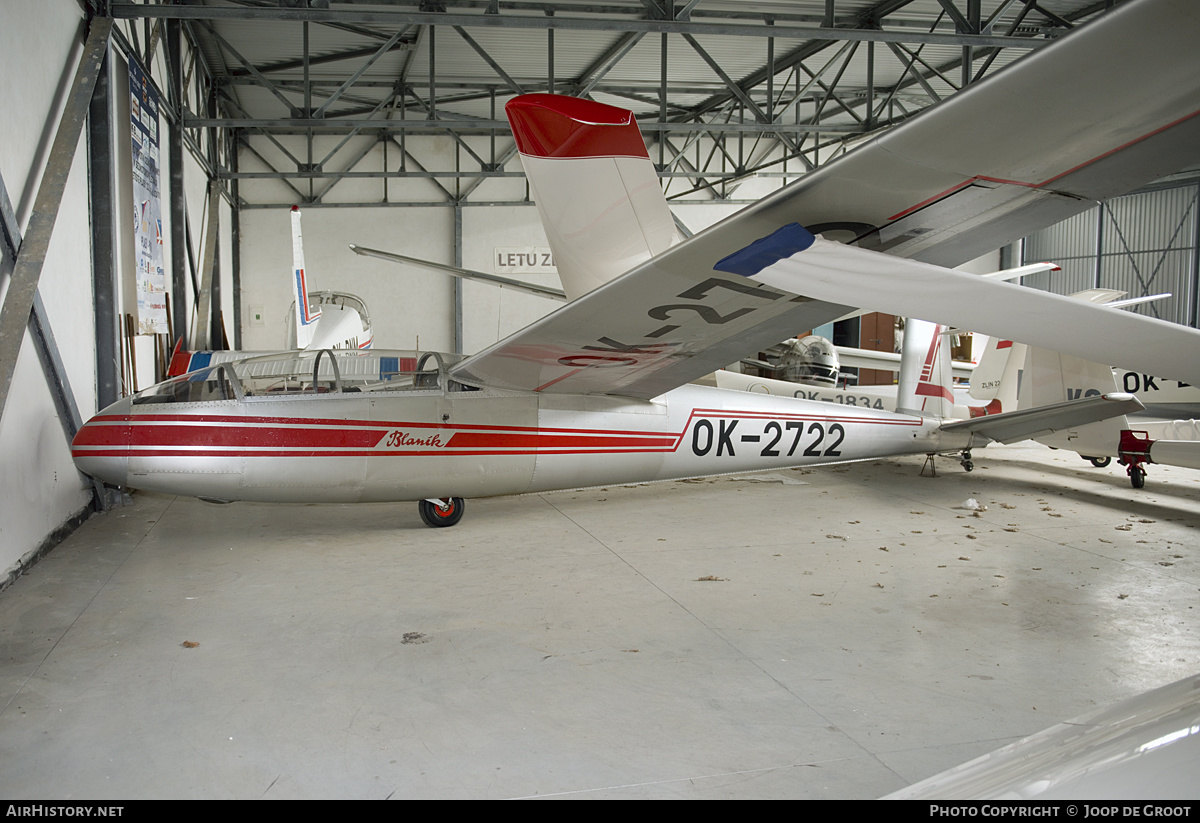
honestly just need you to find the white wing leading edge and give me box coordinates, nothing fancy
[451,223,1200,398]
[450,0,1200,399]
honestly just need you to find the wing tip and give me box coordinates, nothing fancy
[713,223,817,277]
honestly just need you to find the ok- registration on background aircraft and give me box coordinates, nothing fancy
[71,0,1200,527]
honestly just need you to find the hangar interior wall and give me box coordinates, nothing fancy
[235,133,751,357]
[0,2,1185,585]
[0,1,97,583]
[1023,180,1200,328]
[0,3,233,584]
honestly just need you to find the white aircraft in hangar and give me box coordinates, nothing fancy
[72,0,1200,527]
[167,205,373,376]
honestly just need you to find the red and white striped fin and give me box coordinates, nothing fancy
[505,94,681,302]
[897,319,954,419]
[291,205,320,348]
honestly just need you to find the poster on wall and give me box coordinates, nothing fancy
[130,60,168,334]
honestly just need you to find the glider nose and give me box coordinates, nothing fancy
[71,397,133,488]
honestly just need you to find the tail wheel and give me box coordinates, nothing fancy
[419,497,465,527]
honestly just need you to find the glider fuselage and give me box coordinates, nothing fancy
[72,362,949,504]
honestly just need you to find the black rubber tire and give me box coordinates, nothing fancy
[1130,466,1145,489]
[419,497,465,527]
[1087,456,1112,468]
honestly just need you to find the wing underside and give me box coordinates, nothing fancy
[941,393,1144,446]
[449,0,1200,400]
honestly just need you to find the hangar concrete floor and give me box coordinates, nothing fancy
[1,441,1198,799]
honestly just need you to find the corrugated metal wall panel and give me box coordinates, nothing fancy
[1100,249,1193,325]
[1024,181,1200,329]
[1025,206,1097,261]
[1102,186,1197,256]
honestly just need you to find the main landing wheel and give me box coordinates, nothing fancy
[1129,465,1146,489]
[1086,455,1112,468]
[419,497,465,528]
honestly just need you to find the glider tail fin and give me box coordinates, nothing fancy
[291,205,320,349]
[964,335,1024,417]
[505,94,681,301]
[897,319,955,419]
[1020,345,1130,454]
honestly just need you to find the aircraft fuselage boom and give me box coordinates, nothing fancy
[72,380,950,505]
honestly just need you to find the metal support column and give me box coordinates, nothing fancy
[89,40,120,411]
[454,203,463,355]
[168,19,188,347]
[0,171,86,445]
[230,134,242,349]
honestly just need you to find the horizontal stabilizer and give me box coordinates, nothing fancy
[940,392,1143,445]
[1106,293,1171,310]
[349,245,566,301]
[980,262,1060,281]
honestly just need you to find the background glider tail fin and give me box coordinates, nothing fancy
[291,205,320,349]
[505,94,681,302]
[969,336,1011,402]
[968,336,1024,415]
[897,319,955,419]
[1020,346,1129,454]
[1019,347,1121,409]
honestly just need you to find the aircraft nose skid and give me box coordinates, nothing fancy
[71,397,132,487]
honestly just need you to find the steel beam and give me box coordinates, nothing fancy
[313,27,412,117]
[201,22,302,118]
[454,204,463,355]
[88,41,120,412]
[107,4,1049,50]
[190,116,863,134]
[0,17,113,423]
[453,26,525,95]
[168,19,189,347]
[0,168,84,443]
[230,139,242,350]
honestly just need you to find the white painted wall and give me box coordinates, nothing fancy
[233,124,795,360]
[234,140,796,360]
[460,204,561,354]
[0,5,235,581]
[0,0,95,579]
[239,205,456,353]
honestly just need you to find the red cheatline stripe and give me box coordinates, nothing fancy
[73,446,679,459]
[76,429,677,452]
[683,408,921,426]
[445,431,676,449]
[83,413,680,438]
[75,407,927,458]
[74,422,387,449]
